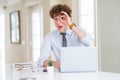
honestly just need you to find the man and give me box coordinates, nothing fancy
[38,4,93,69]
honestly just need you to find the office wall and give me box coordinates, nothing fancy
[98,0,120,73]
[5,1,27,64]
[5,0,43,64]
[42,0,50,36]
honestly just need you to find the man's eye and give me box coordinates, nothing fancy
[54,18,57,20]
[61,17,65,20]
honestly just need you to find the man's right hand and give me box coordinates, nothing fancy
[43,60,49,67]
[43,60,60,69]
[53,61,60,69]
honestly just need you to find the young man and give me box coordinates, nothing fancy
[38,4,93,69]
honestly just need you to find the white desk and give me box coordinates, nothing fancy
[6,65,120,80]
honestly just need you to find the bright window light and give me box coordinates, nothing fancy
[79,0,95,40]
[0,10,5,80]
[31,5,43,62]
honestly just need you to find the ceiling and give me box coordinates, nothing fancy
[0,0,22,6]
[0,0,43,9]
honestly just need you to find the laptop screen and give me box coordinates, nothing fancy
[60,47,98,72]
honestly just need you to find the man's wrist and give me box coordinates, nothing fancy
[43,60,49,67]
[69,23,76,29]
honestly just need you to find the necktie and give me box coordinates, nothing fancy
[60,33,67,47]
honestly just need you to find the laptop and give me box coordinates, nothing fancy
[60,47,98,72]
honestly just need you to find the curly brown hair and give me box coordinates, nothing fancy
[49,4,72,19]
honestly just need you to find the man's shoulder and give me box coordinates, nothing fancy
[51,30,58,34]
[46,30,58,37]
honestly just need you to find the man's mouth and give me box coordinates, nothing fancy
[58,26,63,29]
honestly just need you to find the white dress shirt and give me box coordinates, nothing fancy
[38,28,93,66]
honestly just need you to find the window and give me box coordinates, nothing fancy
[31,5,43,62]
[78,0,96,45]
[0,10,5,80]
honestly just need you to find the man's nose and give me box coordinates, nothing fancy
[57,19,62,24]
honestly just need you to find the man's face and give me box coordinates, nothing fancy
[53,14,68,33]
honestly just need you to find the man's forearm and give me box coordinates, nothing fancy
[71,26,86,39]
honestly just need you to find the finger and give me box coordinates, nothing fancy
[55,64,60,69]
[59,16,68,25]
[54,63,58,68]
[54,62,60,68]
[59,20,67,26]
[61,11,69,17]
[59,18,66,24]
[61,11,71,25]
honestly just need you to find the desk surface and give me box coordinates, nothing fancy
[5,65,120,80]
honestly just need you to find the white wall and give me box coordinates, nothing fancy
[5,1,27,64]
[5,0,44,64]
[98,0,120,73]
[4,0,62,64]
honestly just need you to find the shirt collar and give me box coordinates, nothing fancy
[56,28,72,36]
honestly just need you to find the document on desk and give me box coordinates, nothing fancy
[20,77,36,80]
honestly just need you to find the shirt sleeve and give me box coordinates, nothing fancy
[78,28,93,46]
[79,33,93,46]
[37,33,52,67]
